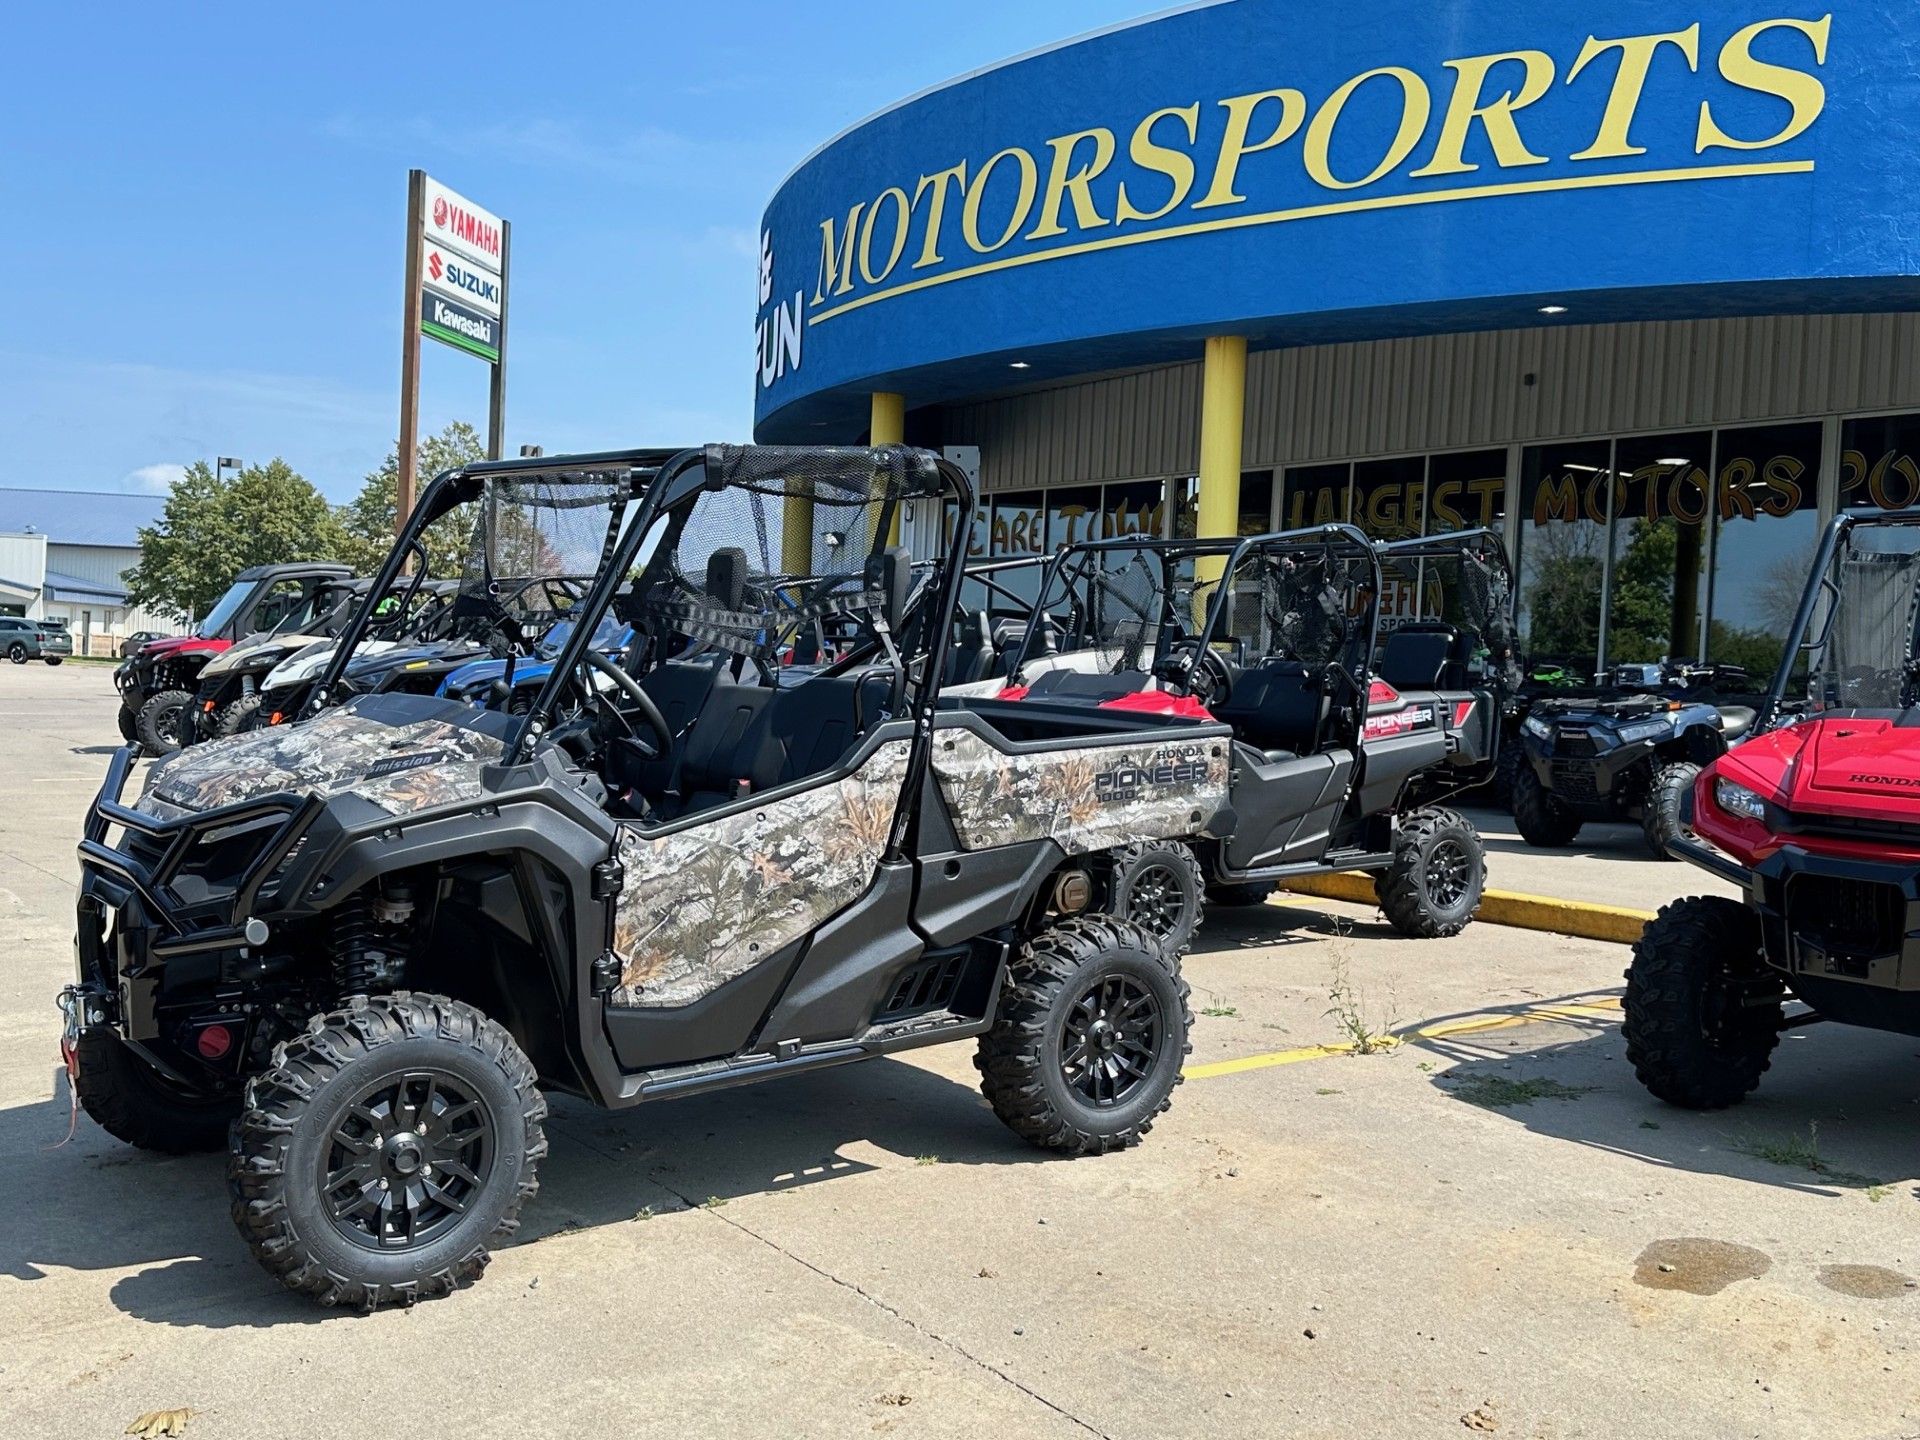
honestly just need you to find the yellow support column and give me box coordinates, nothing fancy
[1193,335,1248,622]
[871,391,906,546]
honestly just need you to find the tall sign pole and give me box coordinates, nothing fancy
[488,220,510,461]
[397,169,426,537]
[403,172,510,518]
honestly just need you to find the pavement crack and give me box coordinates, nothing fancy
[649,1170,1113,1439]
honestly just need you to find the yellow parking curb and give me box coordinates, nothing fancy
[1277,872,1653,944]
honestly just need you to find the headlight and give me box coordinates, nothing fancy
[1522,715,1553,739]
[1714,778,1767,820]
[1617,717,1674,744]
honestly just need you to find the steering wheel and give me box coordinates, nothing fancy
[1152,641,1234,705]
[581,648,672,758]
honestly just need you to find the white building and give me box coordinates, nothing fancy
[0,489,189,656]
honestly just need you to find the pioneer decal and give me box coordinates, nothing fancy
[1364,705,1435,741]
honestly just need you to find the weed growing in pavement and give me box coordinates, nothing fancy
[1732,1122,1883,1188]
[1200,1005,1239,1018]
[1324,956,1398,1054]
[1453,1075,1595,1109]
[915,1155,941,1167]
[1867,1185,1893,1203]
[702,1195,728,1209]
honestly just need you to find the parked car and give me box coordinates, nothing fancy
[0,615,73,664]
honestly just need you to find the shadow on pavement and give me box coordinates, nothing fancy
[1410,1008,1920,1202]
[0,1054,1033,1330]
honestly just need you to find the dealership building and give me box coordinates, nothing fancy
[753,0,1920,675]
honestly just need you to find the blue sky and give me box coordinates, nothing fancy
[0,0,1164,500]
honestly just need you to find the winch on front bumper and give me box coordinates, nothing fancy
[72,746,326,1043]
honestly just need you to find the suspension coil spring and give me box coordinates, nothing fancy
[331,897,379,998]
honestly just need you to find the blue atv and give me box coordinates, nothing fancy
[439,613,633,712]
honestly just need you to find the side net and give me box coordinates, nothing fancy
[449,472,633,653]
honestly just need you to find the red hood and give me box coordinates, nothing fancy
[1718,713,1920,822]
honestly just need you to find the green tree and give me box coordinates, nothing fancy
[124,458,348,619]
[335,421,487,576]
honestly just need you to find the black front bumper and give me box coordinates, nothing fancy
[1523,731,1655,814]
[75,746,324,1039]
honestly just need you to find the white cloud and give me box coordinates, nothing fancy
[125,463,187,493]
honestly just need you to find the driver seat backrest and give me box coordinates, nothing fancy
[945,610,993,686]
[1378,624,1458,691]
[1210,660,1329,756]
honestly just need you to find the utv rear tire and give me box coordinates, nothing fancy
[215,693,264,737]
[135,688,194,756]
[228,992,547,1309]
[116,704,139,746]
[1642,762,1699,861]
[1205,880,1276,908]
[75,1028,239,1154]
[1108,840,1204,956]
[1490,742,1523,812]
[977,916,1191,1156]
[1513,765,1581,847]
[1375,807,1485,938]
[1623,896,1783,1110]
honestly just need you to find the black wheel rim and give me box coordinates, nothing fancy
[321,1069,495,1252]
[1061,974,1162,1109]
[153,704,184,747]
[1124,861,1187,940]
[1425,839,1471,908]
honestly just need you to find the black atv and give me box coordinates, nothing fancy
[1514,659,1757,858]
[66,444,1219,1308]
[981,525,1514,949]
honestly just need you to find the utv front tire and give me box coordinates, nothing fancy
[1642,762,1699,860]
[116,704,139,746]
[1108,840,1204,955]
[1375,806,1485,938]
[229,992,547,1309]
[977,916,1191,1156]
[74,1028,239,1153]
[1513,765,1581,847]
[135,688,194,756]
[215,693,264,737]
[1623,896,1783,1109]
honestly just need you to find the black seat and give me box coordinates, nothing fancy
[1209,660,1329,757]
[1718,705,1757,742]
[945,610,994,686]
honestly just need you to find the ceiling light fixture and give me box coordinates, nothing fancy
[1538,304,1569,316]
[1009,360,1031,369]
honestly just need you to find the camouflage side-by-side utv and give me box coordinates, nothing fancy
[65,444,1230,1308]
[979,525,1514,949]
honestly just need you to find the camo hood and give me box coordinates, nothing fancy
[136,694,509,819]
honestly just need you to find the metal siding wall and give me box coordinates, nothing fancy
[941,314,1920,492]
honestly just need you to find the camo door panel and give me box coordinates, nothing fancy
[608,740,913,1008]
[931,726,1228,854]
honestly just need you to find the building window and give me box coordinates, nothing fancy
[1425,450,1507,537]
[1707,422,1822,680]
[1605,431,1713,664]
[1281,463,1351,529]
[1515,440,1611,676]
[1841,413,1920,512]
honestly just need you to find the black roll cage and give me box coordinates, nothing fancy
[1011,524,1384,691]
[1760,507,1920,731]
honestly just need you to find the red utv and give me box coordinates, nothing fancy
[113,562,352,753]
[1626,508,1920,1106]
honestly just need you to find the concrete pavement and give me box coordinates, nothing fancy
[1,664,1914,1440]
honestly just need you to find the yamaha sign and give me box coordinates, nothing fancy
[418,176,506,361]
